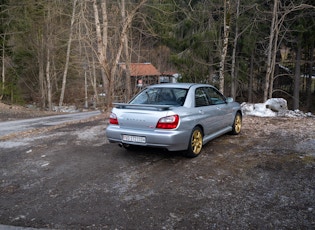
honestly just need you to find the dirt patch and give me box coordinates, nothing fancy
[0,102,62,121]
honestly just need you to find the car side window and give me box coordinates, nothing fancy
[203,87,226,105]
[195,88,210,107]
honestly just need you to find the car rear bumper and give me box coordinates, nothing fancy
[106,125,190,151]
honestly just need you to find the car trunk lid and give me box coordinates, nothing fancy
[113,103,171,130]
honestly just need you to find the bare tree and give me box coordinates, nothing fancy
[264,0,278,102]
[92,0,147,108]
[264,1,315,102]
[306,41,314,111]
[37,32,46,108]
[1,34,6,101]
[121,0,131,101]
[219,0,231,94]
[46,45,52,111]
[230,0,239,100]
[45,4,55,111]
[230,0,254,100]
[75,0,101,107]
[92,0,109,105]
[293,37,302,110]
[59,0,78,107]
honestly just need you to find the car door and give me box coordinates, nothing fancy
[193,87,220,136]
[204,87,233,130]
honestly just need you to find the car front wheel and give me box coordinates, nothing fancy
[231,112,242,135]
[185,126,203,158]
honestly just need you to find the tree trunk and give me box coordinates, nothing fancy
[293,39,302,110]
[306,42,314,111]
[38,34,46,108]
[231,0,240,99]
[219,0,231,94]
[264,0,278,102]
[90,56,98,108]
[1,35,5,101]
[248,49,254,103]
[122,0,131,102]
[93,0,109,107]
[46,49,52,111]
[59,0,77,107]
[109,12,132,106]
[207,15,214,84]
[268,18,280,99]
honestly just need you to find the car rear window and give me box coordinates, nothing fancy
[130,88,188,106]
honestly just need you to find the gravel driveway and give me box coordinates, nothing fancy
[0,114,314,229]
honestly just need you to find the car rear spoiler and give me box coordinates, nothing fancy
[113,103,171,111]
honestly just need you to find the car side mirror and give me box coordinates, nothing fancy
[226,97,234,103]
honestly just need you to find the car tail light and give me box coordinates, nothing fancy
[156,115,179,129]
[109,113,119,125]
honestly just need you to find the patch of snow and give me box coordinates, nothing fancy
[0,133,64,149]
[0,140,29,148]
[241,102,277,117]
[41,162,50,167]
[241,98,314,118]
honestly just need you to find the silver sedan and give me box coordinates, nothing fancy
[106,83,242,157]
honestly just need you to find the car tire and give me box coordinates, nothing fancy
[231,112,242,135]
[184,126,203,158]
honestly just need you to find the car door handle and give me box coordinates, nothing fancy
[199,110,204,114]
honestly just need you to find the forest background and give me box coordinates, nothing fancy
[0,0,315,112]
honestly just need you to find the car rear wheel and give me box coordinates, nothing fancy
[185,126,203,158]
[231,112,242,135]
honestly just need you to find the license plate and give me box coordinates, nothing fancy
[122,135,146,143]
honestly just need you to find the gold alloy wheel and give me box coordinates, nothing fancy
[234,113,242,134]
[191,129,203,154]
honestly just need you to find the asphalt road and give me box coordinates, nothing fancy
[0,111,101,138]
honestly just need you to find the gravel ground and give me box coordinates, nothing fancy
[0,102,314,229]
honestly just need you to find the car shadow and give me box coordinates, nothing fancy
[109,143,187,162]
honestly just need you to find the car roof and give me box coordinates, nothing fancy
[147,83,215,89]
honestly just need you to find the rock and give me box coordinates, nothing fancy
[265,98,288,112]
